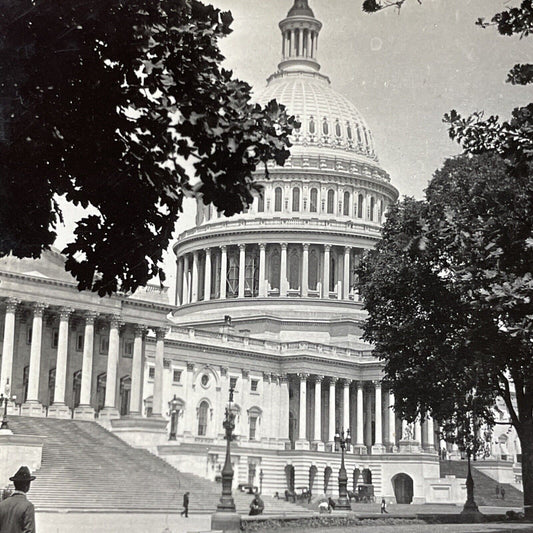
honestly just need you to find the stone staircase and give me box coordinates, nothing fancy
[7,416,310,515]
[440,460,523,507]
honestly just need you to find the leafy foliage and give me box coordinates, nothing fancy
[359,152,533,511]
[0,0,297,295]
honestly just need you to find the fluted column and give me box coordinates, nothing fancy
[425,416,435,452]
[182,254,190,305]
[0,298,19,395]
[73,312,98,419]
[414,419,422,444]
[328,377,336,447]
[152,328,166,417]
[22,303,48,415]
[238,244,246,298]
[258,243,267,297]
[343,246,351,300]
[262,373,271,442]
[372,381,385,453]
[302,243,309,297]
[204,248,212,301]
[365,386,373,447]
[388,391,397,452]
[298,28,303,56]
[342,379,350,433]
[191,250,199,303]
[220,246,227,299]
[313,376,323,450]
[322,245,330,299]
[49,307,73,418]
[129,325,146,416]
[279,375,290,441]
[355,381,365,450]
[99,315,122,420]
[280,243,288,296]
[175,257,184,306]
[296,373,309,449]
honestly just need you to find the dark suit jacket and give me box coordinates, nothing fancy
[0,492,36,533]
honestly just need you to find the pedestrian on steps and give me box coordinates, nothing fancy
[0,466,36,533]
[181,491,189,518]
[501,487,505,501]
[381,498,389,514]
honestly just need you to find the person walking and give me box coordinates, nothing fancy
[381,498,389,514]
[181,491,189,518]
[501,487,506,501]
[0,466,36,533]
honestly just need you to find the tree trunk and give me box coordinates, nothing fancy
[518,421,533,520]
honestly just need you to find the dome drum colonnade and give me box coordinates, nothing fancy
[0,295,169,421]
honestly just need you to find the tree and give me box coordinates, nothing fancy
[358,152,533,517]
[0,0,297,295]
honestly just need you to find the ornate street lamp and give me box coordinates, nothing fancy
[334,428,352,510]
[211,387,240,531]
[168,395,180,440]
[259,469,264,494]
[0,393,16,430]
[461,449,479,514]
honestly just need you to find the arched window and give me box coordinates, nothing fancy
[289,249,300,290]
[198,401,209,436]
[227,252,239,297]
[292,187,300,212]
[356,126,362,144]
[343,191,350,216]
[327,189,334,214]
[369,196,375,221]
[322,118,329,135]
[268,248,281,291]
[274,187,282,212]
[379,199,383,221]
[329,254,336,292]
[346,123,352,140]
[335,120,341,137]
[357,194,364,219]
[310,188,318,213]
[309,117,315,134]
[258,195,264,213]
[309,249,318,290]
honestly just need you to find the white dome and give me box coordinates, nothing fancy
[256,71,378,164]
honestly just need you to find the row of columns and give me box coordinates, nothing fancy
[177,243,360,306]
[294,375,435,453]
[0,298,167,420]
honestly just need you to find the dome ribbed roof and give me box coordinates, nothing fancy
[256,73,378,162]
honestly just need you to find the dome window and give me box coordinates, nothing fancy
[274,187,282,212]
[322,118,329,136]
[335,120,341,137]
[357,194,364,219]
[327,189,334,214]
[258,194,265,213]
[343,191,350,216]
[292,187,300,212]
[310,188,318,213]
[309,117,316,134]
[356,126,362,144]
[346,123,352,140]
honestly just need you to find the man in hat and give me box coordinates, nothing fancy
[0,466,36,533]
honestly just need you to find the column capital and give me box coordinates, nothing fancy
[281,242,288,250]
[192,249,199,257]
[205,247,212,256]
[341,378,352,387]
[313,375,324,383]
[328,376,338,385]
[220,245,227,253]
[302,243,310,251]
[259,243,267,250]
[297,373,310,381]
[220,366,228,377]
[372,380,382,389]
[279,374,289,384]
[262,372,271,382]
[58,307,74,320]
[84,311,99,325]
[344,245,352,253]
[154,327,168,340]
[134,324,148,337]
[270,373,280,384]
[356,380,365,389]
[324,244,331,252]
[241,368,249,379]
[109,314,122,329]
[238,243,246,251]
[186,362,195,372]
[5,298,20,313]
[31,302,48,317]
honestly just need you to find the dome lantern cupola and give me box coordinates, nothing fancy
[278,0,322,74]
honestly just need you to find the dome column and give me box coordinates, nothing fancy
[280,243,288,297]
[182,254,190,305]
[372,381,385,454]
[238,244,246,298]
[191,251,199,303]
[295,373,310,449]
[204,248,212,301]
[354,380,366,453]
[128,325,146,416]
[388,391,397,452]
[343,246,351,300]
[258,244,267,297]
[327,377,337,449]
[342,379,351,436]
[322,245,331,299]
[302,243,309,297]
[0,298,19,395]
[176,257,183,306]
[313,375,324,451]
[220,246,227,299]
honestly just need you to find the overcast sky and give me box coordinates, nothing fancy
[56,0,530,292]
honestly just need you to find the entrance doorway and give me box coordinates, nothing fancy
[119,376,131,416]
[392,473,414,504]
[72,370,81,409]
[96,373,106,413]
[284,465,295,492]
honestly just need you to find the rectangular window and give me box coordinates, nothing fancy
[249,416,257,440]
[123,339,133,358]
[52,329,59,349]
[173,370,182,383]
[99,336,109,355]
[26,326,32,345]
[76,334,84,352]
[251,379,258,392]
[230,377,238,390]
[148,367,155,380]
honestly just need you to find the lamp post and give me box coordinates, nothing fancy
[168,395,180,440]
[259,469,264,494]
[334,428,352,510]
[0,393,16,430]
[211,387,240,531]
